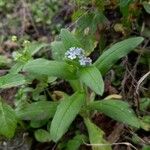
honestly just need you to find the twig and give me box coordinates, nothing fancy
[135,71,150,95]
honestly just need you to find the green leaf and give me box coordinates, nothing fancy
[34,129,51,142]
[88,100,140,128]
[75,11,108,54]
[23,58,77,79]
[143,2,150,14]
[66,134,87,150]
[0,100,17,138]
[140,116,150,131]
[9,63,24,74]
[60,29,81,50]
[95,37,144,75]
[79,66,104,95]
[26,42,49,56]
[140,98,150,111]
[84,118,112,150]
[50,92,85,142]
[119,0,133,7]
[0,74,25,89]
[16,101,58,120]
[69,80,83,92]
[30,119,48,128]
[51,41,66,60]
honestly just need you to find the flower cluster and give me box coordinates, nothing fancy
[65,47,92,66]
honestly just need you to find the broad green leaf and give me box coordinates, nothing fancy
[95,37,144,75]
[0,100,17,138]
[60,29,81,50]
[50,92,85,142]
[16,101,58,120]
[79,66,104,95]
[23,58,77,79]
[9,63,24,74]
[84,118,112,150]
[0,74,25,89]
[88,100,140,128]
[51,41,66,60]
[34,129,51,142]
[69,80,83,92]
[143,2,150,14]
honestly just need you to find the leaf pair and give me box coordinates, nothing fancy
[50,94,140,143]
[23,58,104,95]
[0,99,58,138]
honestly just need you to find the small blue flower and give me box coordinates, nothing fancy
[65,47,92,66]
[74,47,84,56]
[65,47,84,60]
[65,47,77,60]
[79,56,92,66]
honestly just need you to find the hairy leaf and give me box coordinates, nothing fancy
[51,41,66,60]
[0,100,17,138]
[34,129,51,142]
[95,37,144,75]
[79,66,104,95]
[16,101,58,120]
[84,118,112,150]
[26,42,49,56]
[23,58,77,79]
[50,92,85,142]
[66,134,87,150]
[88,100,140,128]
[60,29,81,50]
[9,63,24,74]
[0,73,25,89]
